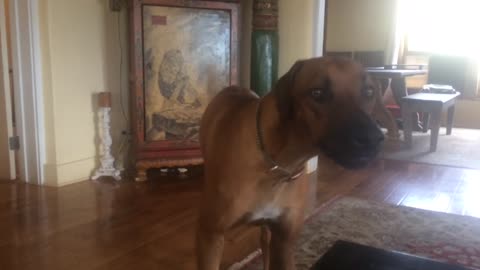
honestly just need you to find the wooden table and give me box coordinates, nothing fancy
[401,92,461,152]
[366,68,428,135]
[311,240,469,270]
[366,68,428,105]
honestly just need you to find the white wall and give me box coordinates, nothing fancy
[39,0,129,186]
[325,0,397,53]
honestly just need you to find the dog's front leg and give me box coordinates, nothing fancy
[196,224,225,270]
[268,212,304,270]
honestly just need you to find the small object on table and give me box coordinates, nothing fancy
[401,92,460,152]
[311,240,470,270]
[422,84,457,94]
[92,92,122,181]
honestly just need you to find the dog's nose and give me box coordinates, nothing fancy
[343,111,385,149]
[352,128,384,148]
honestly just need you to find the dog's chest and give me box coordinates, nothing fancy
[247,181,292,222]
[249,204,282,222]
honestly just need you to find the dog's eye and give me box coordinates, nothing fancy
[311,88,331,103]
[363,88,374,98]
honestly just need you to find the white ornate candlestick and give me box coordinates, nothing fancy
[92,92,121,181]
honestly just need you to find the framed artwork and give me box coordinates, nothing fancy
[129,0,239,180]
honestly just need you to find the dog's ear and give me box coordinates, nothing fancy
[274,60,304,121]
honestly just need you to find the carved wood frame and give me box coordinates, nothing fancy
[128,0,239,180]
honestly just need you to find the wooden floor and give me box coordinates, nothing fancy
[1,159,479,270]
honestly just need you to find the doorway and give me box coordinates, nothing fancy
[0,0,17,181]
[1,0,45,184]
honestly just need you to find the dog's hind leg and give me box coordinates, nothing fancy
[260,225,271,270]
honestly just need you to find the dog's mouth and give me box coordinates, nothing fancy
[332,149,380,169]
[318,133,383,170]
[320,145,381,169]
[317,111,385,170]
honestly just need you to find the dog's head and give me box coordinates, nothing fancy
[274,56,384,169]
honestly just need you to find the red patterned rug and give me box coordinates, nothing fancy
[231,197,480,270]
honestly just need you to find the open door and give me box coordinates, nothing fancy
[0,0,16,180]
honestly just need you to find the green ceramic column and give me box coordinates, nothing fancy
[251,0,279,96]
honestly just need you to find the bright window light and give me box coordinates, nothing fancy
[398,0,480,58]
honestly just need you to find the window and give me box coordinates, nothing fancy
[397,0,480,96]
[398,0,480,59]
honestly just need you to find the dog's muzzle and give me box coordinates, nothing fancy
[320,111,385,169]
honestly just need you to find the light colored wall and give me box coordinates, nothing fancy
[39,0,320,186]
[278,0,316,74]
[39,0,128,186]
[444,100,480,129]
[325,0,396,54]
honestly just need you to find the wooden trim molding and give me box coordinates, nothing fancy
[7,0,45,184]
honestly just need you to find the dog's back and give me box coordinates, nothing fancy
[199,86,258,177]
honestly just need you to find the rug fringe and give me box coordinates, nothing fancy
[227,249,262,270]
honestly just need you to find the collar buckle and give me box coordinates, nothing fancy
[256,100,304,182]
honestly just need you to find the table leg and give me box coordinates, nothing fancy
[401,105,413,148]
[447,105,455,135]
[430,109,442,152]
[422,113,430,133]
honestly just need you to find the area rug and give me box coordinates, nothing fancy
[380,128,480,170]
[231,197,480,270]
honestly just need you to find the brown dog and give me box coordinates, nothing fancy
[196,56,384,270]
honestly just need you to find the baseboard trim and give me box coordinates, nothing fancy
[43,157,96,186]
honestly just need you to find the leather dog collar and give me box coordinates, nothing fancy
[255,99,304,181]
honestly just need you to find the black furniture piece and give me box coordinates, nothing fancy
[426,55,468,97]
[311,240,470,270]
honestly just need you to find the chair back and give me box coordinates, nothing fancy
[427,54,468,92]
[325,51,385,68]
[353,51,385,67]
